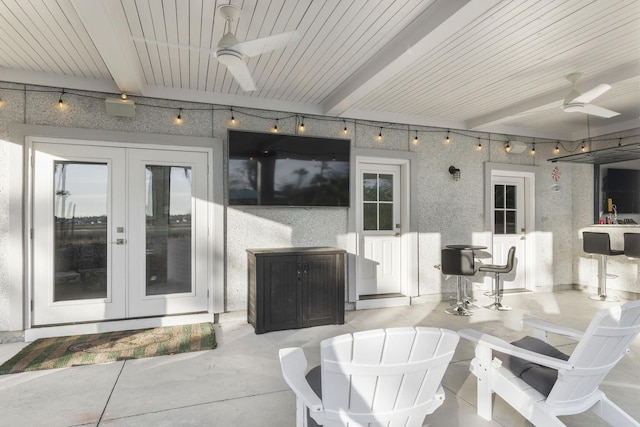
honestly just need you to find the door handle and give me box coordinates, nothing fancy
[109,238,127,245]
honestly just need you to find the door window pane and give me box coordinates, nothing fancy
[505,210,516,234]
[145,166,192,295]
[379,174,393,201]
[506,185,516,209]
[363,173,377,201]
[379,204,393,230]
[363,203,377,230]
[494,185,504,208]
[494,211,505,235]
[54,162,108,301]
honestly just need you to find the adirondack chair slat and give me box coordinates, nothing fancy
[280,327,459,427]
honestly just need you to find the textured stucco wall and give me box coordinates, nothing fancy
[0,83,637,330]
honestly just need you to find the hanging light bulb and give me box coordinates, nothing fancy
[505,142,512,152]
[554,143,560,154]
[581,141,587,152]
[120,93,127,100]
[477,139,482,150]
[273,119,279,133]
[175,108,183,124]
[377,127,382,141]
[343,119,348,134]
[530,143,536,155]
[230,108,236,125]
[58,90,65,109]
[299,116,305,132]
[413,130,418,144]
[444,131,450,144]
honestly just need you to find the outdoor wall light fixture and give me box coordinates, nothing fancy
[449,166,461,181]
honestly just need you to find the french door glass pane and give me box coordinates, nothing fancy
[145,166,192,295]
[54,162,108,301]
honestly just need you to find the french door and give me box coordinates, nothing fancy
[32,142,209,325]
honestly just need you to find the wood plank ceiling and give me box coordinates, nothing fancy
[0,0,637,141]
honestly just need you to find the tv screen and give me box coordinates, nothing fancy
[228,130,350,207]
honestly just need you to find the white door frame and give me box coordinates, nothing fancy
[20,126,223,340]
[484,163,540,292]
[348,148,418,306]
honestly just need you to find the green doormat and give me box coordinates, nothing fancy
[0,323,216,375]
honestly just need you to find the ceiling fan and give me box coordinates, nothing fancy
[133,4,300,91]
[561,72,620,118]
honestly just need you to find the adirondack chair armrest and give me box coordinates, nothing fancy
[279,347,323,412]
[522,317,584,341]
[458,329,570,371]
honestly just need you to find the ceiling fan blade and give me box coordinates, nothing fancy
[226,60,257,91]
[572,84,611,103]
[233,31,300,57]
[132,37,215,55]
[580,103,620,118]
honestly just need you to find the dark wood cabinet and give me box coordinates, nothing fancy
[247,247,346,334]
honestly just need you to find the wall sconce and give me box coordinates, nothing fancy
[449,166,461,181]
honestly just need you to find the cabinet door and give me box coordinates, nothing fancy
[303,254,340,327]
[263,255,302,331]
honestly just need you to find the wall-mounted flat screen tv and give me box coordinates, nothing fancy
[228,130,350,207]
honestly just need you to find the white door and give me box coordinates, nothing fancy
[32,143,209,325]
[357,164,402,296]
[491,176,526,290]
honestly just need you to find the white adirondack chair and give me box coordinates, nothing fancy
[279,327,459,427]
[459,299,640,427]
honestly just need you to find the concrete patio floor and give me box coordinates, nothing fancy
[0,290,638,426]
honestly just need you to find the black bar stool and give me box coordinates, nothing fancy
[478,246,516,311]
[624,233,640,258]
[441,248,477,316]
[583,231,623,301]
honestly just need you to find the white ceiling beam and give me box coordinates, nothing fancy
[71,0,146,95]
[467,61,640,130]
[0,68,120,94]
[322,0,501,117]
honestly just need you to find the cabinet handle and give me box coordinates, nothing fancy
[297,263,301,278]
[304,263,309,274]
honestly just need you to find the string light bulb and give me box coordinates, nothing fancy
[175,108,183,124]
[230,108,236,125]
[58,90,65,109]
[377,127,382,141]
[476,139,482,150]
[505,142,512,152]
[413,130,418,145]
[343,119,348,134]
[299,116,305,132]
[444,131,450,144]
[273,119,279,133]
[581,141,586,152]
[554,142,560,154]
[120,93,127,100]
[618,138,622,147]
[530,143,536,155]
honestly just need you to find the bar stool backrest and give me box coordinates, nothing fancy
[583,232,613,256]
[441,248,475,276]
[624,233,640,258]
